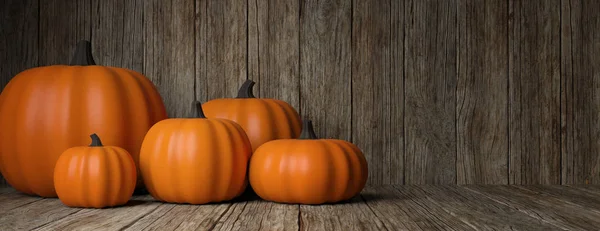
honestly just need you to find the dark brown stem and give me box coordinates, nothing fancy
[236,80,256,98]
[89,133,103,147]
[70,40,96,66]
[191,101,207,118]
[299,120,318,139]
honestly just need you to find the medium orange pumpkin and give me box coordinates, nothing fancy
[140,102,252,204]
[0,40,167,197]
[202,80,301,152]
[249,120,368,204]
[54,134,136,208]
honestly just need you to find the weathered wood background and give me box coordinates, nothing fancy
[0,0,598,186]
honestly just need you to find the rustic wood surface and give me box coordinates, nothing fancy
[197,0,247,102]
[248,0,300,108]
[92,0,145,73]
[144,0,196,118]
[509,0,561,184]
[456,0,509,184]
[561,0,600,184]
[1,0,600,186]
[404,0,457,184]
[300,0,352,141]
[352,0,404,185]
[0,186,599,230]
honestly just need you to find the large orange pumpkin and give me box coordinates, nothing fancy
[0,40,167,197]
[140,102,252,204]
[249,120,368,204]
[202,80,301,152]
[54,134,136,208]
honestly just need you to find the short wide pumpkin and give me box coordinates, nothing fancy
[54,134,137,208]
[202,80,301,152]
[140,102,252,204]
[0,40,167,197]
[249,120,368,204]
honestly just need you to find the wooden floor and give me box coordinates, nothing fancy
[1,185,600,230]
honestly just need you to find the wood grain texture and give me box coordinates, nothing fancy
[466,185,600,230]
[0,192,43,214]
[91,0,144,72]
[0,0,39,188]
[34,195,161,231]
[352,0,404,185]
[124,203,230,230]
[300,0,352,141]
[561,0,600,184]
[299,196,386,230]
[509,0,561,185]
[362,186,474,230]
[196,0,247,102]
[456,0,509,184]
[248,0,300,109]
[398,185,561,230]
[1,186,600,229]
[404,0,457,184]
[519,185,600,210]
[39,0,91,66]
[212,200,298,231]
[0,199,81,231]
[144,0,196,117]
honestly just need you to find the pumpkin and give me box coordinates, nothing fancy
[139,101,252,204]
[0,40,167,197]
[202,80,301,152]
[249,120,368,204]
[54,134,136,208]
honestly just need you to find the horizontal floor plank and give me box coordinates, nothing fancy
[212,199,298,231]
[300,195,386,231]
[519,185,600,210]
[34,195,162,231]
[362,186,474,230]
[466,185,600,230]
[400,185,562,230]
[0,186,599,230]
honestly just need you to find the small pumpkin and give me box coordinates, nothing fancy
[249,120,368,204]
[54,134,136,208]
[139,102,252,204]
[0,40,167,197]
[202,80,301,152]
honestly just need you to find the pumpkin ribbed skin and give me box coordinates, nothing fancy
[249,121,368,204]
[203,99,301,151]
[202,80,301,152]
[0,65,166,197]
[139,108,252,204]
[54,135,137,208]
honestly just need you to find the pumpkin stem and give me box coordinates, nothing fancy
[236,80,256,98]
[191,101,207,118]
[70,40,96,66]
[89,133,103,147]
[299,120,318,139]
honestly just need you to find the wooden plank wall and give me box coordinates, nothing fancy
[0,0,599,187]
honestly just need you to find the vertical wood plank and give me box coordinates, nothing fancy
[456,0,509,184]
[91,0,144,72]
[404,0,457,184]
[561,0,600,184]
[248,0,300,109]
[196,0,247,102]
[144,0,196,117]
[39,0,91,66]
[0,0,39,188]
[352,0,404,185]
[300,0,352,141]
[508,0,561,184]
